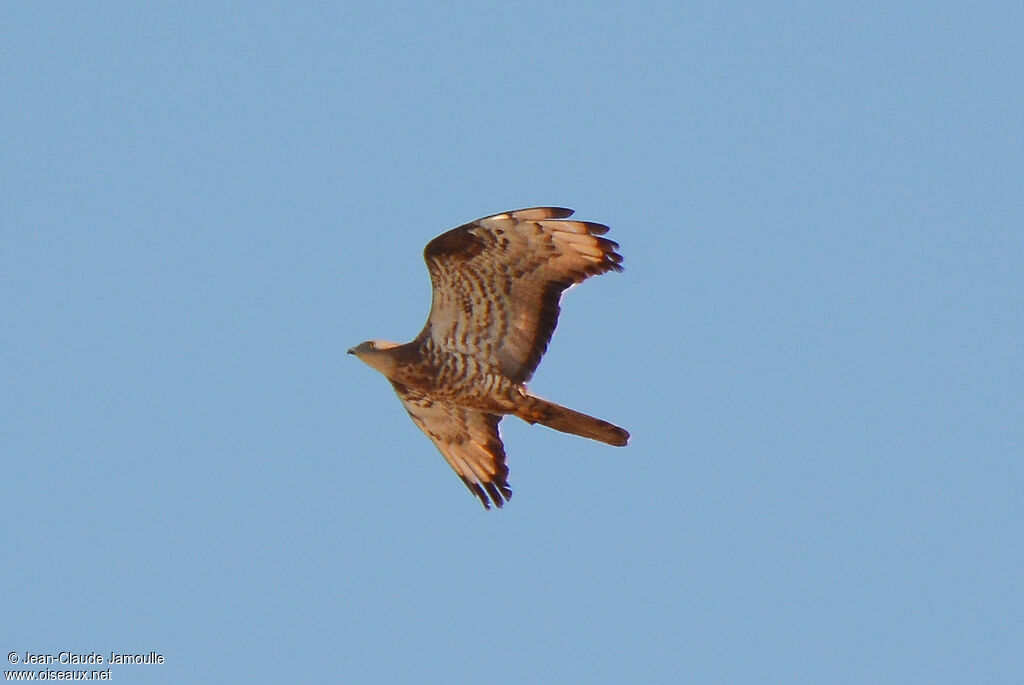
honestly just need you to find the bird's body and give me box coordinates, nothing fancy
[349,207,628,509]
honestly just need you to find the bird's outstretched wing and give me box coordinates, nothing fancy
[391,383,512,509]
[416,207,623,383]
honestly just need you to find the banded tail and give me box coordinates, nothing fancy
[516,395,629,447]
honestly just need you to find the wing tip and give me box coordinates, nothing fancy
[464,477,513,510]
[584,239,625,276]
[504,206,575,220]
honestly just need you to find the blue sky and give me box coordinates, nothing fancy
[2,2,1021,683]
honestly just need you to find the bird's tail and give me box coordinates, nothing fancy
[515,395,629,447]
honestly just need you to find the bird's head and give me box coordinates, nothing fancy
[347,340,401,375]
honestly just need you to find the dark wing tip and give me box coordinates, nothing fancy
[464,477,512,510]
[579,236,624,277]
[506,207,575,220]
[484,481,510,508]
[464,479,492,509]
[596,236,624,268]
[580,221,610,235]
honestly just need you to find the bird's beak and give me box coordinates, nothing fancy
[346,347,356,355]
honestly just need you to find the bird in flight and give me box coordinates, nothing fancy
[349,207,629,509]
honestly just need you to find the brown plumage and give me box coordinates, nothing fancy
[348,207,629,509]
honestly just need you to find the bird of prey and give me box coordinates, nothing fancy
[348,207,629,509]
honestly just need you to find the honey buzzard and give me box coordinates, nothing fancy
[349,207,628,508]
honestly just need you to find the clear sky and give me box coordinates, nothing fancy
[2,2,1021,683]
